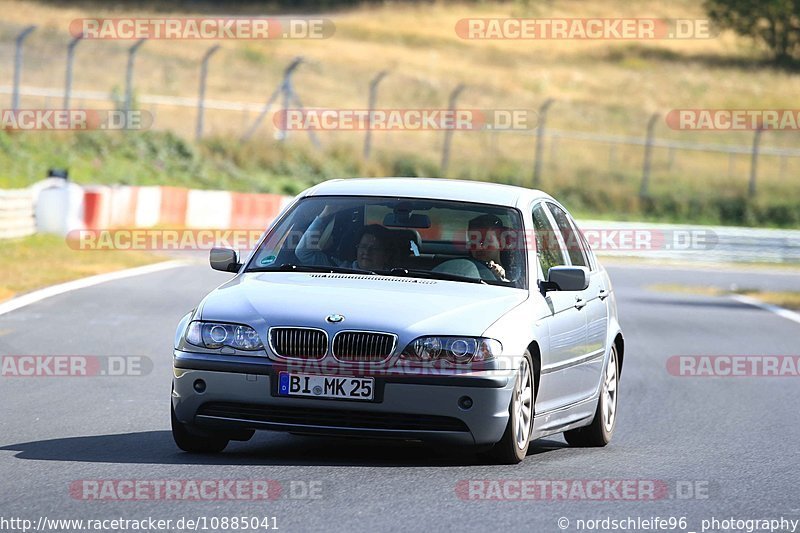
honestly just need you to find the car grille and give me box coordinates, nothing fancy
[197,402,469,432]
[269,328,327,359]
[332,331,396,362]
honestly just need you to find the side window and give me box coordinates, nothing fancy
[547,203,589,268]
[532,203,566,278]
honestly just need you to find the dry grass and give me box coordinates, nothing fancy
[0,233,164,303]
[647,283,800,310]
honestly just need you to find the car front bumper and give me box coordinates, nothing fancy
[172,350,515,446]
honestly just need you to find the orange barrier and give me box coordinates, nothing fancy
[230,192,283,230]
[83,188,110,229]
[159,187,189,226]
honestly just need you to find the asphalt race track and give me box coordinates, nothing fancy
[1,262,798,532]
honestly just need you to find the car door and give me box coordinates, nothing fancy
[546,201,607,402]
[531,201,590,411]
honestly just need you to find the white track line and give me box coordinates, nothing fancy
[0,260,188,317]
[730,294,800,326]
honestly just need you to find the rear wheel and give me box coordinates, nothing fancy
[488,351,534,464]
[564,344,619,447]
[171,404,229,453]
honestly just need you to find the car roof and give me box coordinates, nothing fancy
[302,178,552,208]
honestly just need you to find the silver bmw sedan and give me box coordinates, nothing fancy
[171,178,624,464]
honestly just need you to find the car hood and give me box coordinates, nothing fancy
[199,272,528,336]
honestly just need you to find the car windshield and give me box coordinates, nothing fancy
[246,196,527,289]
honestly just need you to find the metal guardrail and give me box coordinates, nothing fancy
[0,188,36,239]
[579,220,800,264]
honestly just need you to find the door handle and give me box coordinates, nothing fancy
[574,296,586,310]
[598,289,608,300]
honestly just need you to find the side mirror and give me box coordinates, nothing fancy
[542,266,589,292]
[210,247,241,273]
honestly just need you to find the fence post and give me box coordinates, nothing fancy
[440,83,466,174]
[608,143,617,170]
[64,34,82,110]
[242,57,304,142]
[363,70,389,159]
[727,152,735,179]
[779,153,787,181]
[124,38,147,115]
[748,128,763,197]
[532,98,555,188]
[196,44,220,141]
[639,113,659,198]
[12,26,36,112]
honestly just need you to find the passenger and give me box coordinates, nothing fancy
[296,207,393,270]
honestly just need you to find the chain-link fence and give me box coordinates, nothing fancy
[2,19,800,202]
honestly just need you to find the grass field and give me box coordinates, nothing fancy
[1,0,799,226]
[0,234,163,303]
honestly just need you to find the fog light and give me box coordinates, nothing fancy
[193,379,207,393]
[458,396,473,410]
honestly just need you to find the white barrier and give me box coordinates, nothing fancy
[186,189,233,229]
[108,186,138,227]
[0,188,36,239]
[35,181,84,236]
[134,186,162,228]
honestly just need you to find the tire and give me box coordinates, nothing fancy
[171,404,229,453]
[564,344,619,447]
[488,350,534,464]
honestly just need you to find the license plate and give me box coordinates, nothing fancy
[277,372,374,401]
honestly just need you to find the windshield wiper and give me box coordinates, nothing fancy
[382,268,487,285]
[247,263,377,275]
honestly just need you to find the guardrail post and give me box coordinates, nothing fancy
[532,98,555,188]
[440,83,466,174]
[64,33,83,110]
[639,113,659,198]
[196,44,220,141]
[124,38,147,115]
[748,128,763,197]
[363,70,389,159]
[12,26,36,112]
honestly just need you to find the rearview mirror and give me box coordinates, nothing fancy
[542,266,589,292]
[210,247,241,273]
[383,212,431,229]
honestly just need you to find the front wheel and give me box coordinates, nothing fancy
[171,404,229,453]
[564,344,619,447]
[488,351,534,464]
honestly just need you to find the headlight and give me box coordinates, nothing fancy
[400,336,501,364]
[185,321,264,351]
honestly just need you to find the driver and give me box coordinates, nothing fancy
[466,214,513,282]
